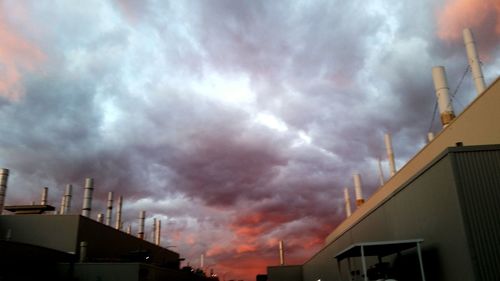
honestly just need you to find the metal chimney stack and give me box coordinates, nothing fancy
[377,158,385,186]
[41,187,48,205]
[432,66,456,128]
[279,240,285,266]
[344,187,352,217]
[115,196,123,230]
[105,191,113,226]
[463,28,486,95]
[0,168,9,215]
[155,219,161,246]
[61,184,72,214]
[138,210,146,239]
[384,133,397,177]
[353,173,364,207]
[81,178,94,217]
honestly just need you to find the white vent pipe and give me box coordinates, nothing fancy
[59,195,65,214]
[63,184,72,214]
[79,241,88,262]
[463,28,486,95]
[41,187,48,205]
[353,173,364,207]
[279,240,285,266]
[0,168,9,215]
[138,210,146,239]
[105,191,113,226]
[427,132,435,142]
[155,219,161,246]
[126,225,131,235]
[384,133,397,176]
[115,196,123,230]
[97,213,104,223]
[377,158,385,186]
[432,66,456,128]
[152,218,156,243]
[81,178,94,217]
[344,187,352,217]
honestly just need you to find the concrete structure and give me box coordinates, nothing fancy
[267,77,500,281]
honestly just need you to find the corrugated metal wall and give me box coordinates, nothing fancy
[452,147,500,281]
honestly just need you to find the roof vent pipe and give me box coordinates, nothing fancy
[432,66,456,128]
[138,210,146,239]
[155,219,161,246]
[463,28,486,95]
[97,213,104,223]
[0,168,9,215]
[41,187,48,205]
[344,187,352,217]
[279,240,285,266]
[115,196,123,230]
[152,218,156,243]
[377,158,385,186]
[105,191,113,226]
[126,225,131,235]
[59,195,65,215]
[63,184,72,214]
[384,133,397,177]
[353,173,365,207]
[81,178,94,217]
[427,132,435,142]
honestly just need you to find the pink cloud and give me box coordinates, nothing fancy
[437,0,500,40]
[0,15,45,101]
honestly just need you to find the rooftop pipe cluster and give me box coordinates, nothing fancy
[0,172,162,246]
[343,28,487,219]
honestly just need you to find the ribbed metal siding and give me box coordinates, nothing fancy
[452,149,500,281]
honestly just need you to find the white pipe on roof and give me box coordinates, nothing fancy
[105,191,113,226]
[155,219,161,246]
[81,178,94,217]
[279,240,285,266]
[115,196,123,230]
[41,187,48,205]
[138,210,146,239]
[463,28,486,95]
[353,173,364,207]
[384,133,397,177]
[432,66,456,128]
[344,187,352,217]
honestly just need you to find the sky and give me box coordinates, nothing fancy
[0,0,499,280]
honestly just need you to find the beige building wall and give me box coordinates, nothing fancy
[326,76,500,245]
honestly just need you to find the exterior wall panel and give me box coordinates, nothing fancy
[452,148,500,281]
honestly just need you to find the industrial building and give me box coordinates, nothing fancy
[266,29,500,281]
[0,178,212,281]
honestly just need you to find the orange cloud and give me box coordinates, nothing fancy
[0,15,45,101]
[437,0,500,41]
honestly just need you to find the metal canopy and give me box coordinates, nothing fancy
[334,239,426,281]
[335,239,424,260]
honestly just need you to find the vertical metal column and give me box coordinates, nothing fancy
[361,246,368,281]
[0,169,10,215]
[417,242,427,281]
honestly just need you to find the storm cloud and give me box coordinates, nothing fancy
[0,0,499,279]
